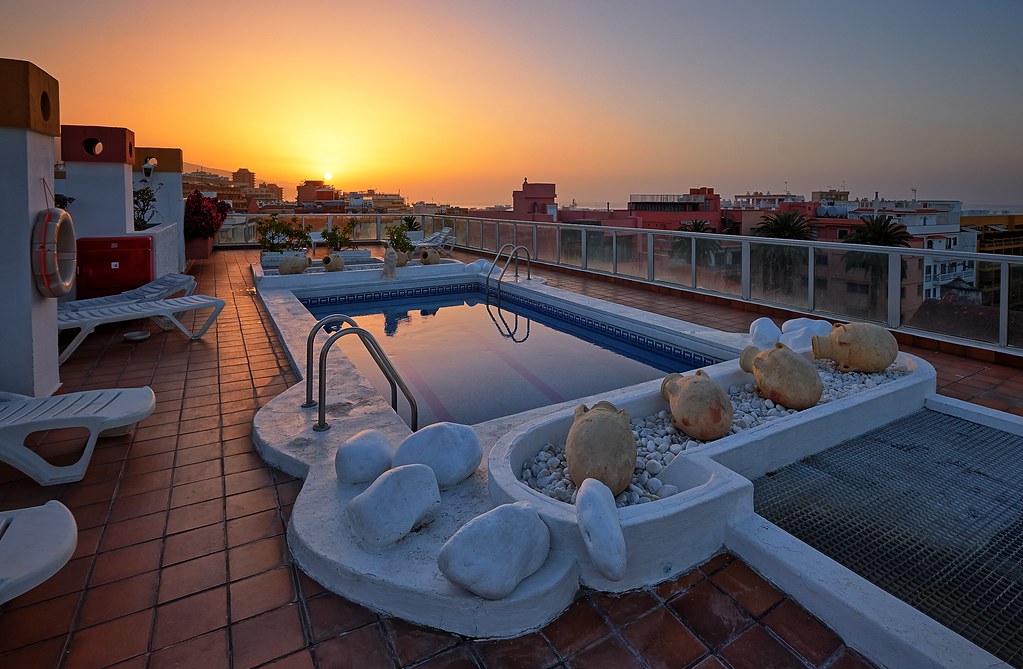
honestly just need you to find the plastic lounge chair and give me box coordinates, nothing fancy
[0,501,77,604]
[411,227,450,250]
[57,294,226,365]
[58,273,196,311]
[0,386,156,485]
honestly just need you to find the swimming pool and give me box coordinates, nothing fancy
[305,290,699,426]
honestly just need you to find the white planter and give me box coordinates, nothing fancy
[261,250,308,268]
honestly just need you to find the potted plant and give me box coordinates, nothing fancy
[256,214,311,267]
[402,215,424,242]
[184,189,229,259]
[385,223,415,267]
[133,185,161,231]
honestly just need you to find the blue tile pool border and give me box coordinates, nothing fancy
[299,282,721,369]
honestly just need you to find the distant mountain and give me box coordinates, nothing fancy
[183,162,232,177]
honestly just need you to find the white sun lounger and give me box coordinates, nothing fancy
[412,227,451,251]
[57,294,226,365]
[0,386,156,485]
[0,501,77,604]
[58,273,196,311]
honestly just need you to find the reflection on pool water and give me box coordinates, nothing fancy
[307,292,697,426]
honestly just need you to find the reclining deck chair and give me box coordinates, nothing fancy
[58,273,196,312]
[57,294,226,364]
[0,386,155,485]
[411,227,452,253]
[0,501,77,604]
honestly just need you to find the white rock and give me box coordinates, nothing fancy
[437,502,550,599]
[750,317,782,349]
[782,317,833,335]
[660,484,680,497]
[575,479,627,581]
[334,429,393,484]
[346,464,441,549]
[393,422,482,489]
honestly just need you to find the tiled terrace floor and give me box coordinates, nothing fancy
[1,248,1019,668]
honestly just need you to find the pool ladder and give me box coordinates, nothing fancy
[302,315,418,432]
[485,244,532,300]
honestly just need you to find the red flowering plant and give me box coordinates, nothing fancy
[183,190,230,239]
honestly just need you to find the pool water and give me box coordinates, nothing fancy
[308,293,694,426]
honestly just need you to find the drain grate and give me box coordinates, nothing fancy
[753,409,1023,667]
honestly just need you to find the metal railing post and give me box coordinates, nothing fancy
[887,251,901,328]
[1000,261,1009,347]
[647,233,655,282]
[691,236,698,289]
[612,231,618,275]
[741,240,751,301]
[807,246,815,311]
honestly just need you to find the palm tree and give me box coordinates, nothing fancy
[671,220,720,266]
[843,214,912,314]
[751,211,817,293]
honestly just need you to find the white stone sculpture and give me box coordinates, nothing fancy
[346,464,441,549]
[322,253,346,272]
[278,256,311,275]
[437,502,550,599]
[660,370,733,441]
[334,429,393,484]
[782,317,834,336]
[575,479,627,582]
[382,247,397,279]
[749,317,782,350]
[565,401,635,496]
[391,422,482,489]
[739,343,823,410]
[812,322,899,373]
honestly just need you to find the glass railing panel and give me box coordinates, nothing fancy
[348,217,376,241]
[584,228,614,273]
[814,247,890,323]
[1010,262,1023,349]
[536,226,558,263]
[696,237,742,297]
[301,216,329,233]
[560,228,582,268]
[615,230,648,280]
[514,225,534,256]
[481,221,498,252]
[903,257,998,343]
[749,240,809,310]
[466,219,482,248]
[498,222,516,250]
[652,234,691,288]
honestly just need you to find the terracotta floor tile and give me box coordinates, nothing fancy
[230,604,306,669]
[149,629,229,669]
[152,586,228,649]
[226,486,278,520]
[691,656,727,669]
[620,608,706,669]
[172,459,224,485]
[169,478,224,508]
[718,625,805,669]
[109,488,171,522]
[588,590,660,628]
[568,633,644,668]
[698,553,735,576]
[124,451,175,477]
[276,479,303,505]
[710,562,784,618]
[174,442,222,466]
[78,571,159,628]
[306,593,378,641]
[542,598,613,658]
[224,452,266,475]
[314,624,396,669]
[258,650,316,669]
[413,644,479,668]
[828,648,878,668]
[63,609,153,669]
[474,632,558,669]
[5,555,91,609]
[166,498,225,534]
[162,522,226,566]
[118,469,173,497]
[0,592,79,653]
[227,507,285,547]
[384,617,461,666]
[72,526,103,560]
[158,552,227,603]
[653,569,704,601]
[230,566,296,622]
[0,635,67,668]
[100,511,167,552]
[763,599,842,666]
[60,478,117,509]
[228,535,288,581]
[669,580,751,649]
[91,539,163,585]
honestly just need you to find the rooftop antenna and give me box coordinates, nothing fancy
[911,187,917,203]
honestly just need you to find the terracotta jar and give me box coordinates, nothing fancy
[278,256,311,275]
[565,401,635,496]
[322,253,346,272]
[739,343,822,410]
[661,370,733,441]
[812,322,898,373]
[419,248,440,265]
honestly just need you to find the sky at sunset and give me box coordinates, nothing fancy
[3,0,1021,207]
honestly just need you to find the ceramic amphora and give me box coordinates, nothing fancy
[812,322,898,373]
[565,401,635,496]
[322,253,346,272]
[660,370,733,441]
[739,343,822,410]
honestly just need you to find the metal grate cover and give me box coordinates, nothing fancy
[753,409,1023,667]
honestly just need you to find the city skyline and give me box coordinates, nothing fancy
[4,0,1021,207]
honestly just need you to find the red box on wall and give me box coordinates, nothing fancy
[75,236,154,299]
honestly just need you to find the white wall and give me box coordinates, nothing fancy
[133,171,185,272]
[63,162,132,237]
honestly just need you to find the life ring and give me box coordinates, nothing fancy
[32,208,76,298]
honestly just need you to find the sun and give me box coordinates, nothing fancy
[323,172,332,181]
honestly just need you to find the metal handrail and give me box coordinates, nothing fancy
[485,302,530,342]
[303,315,418,431]
[303,314,360,407]
[485,244,532,296]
